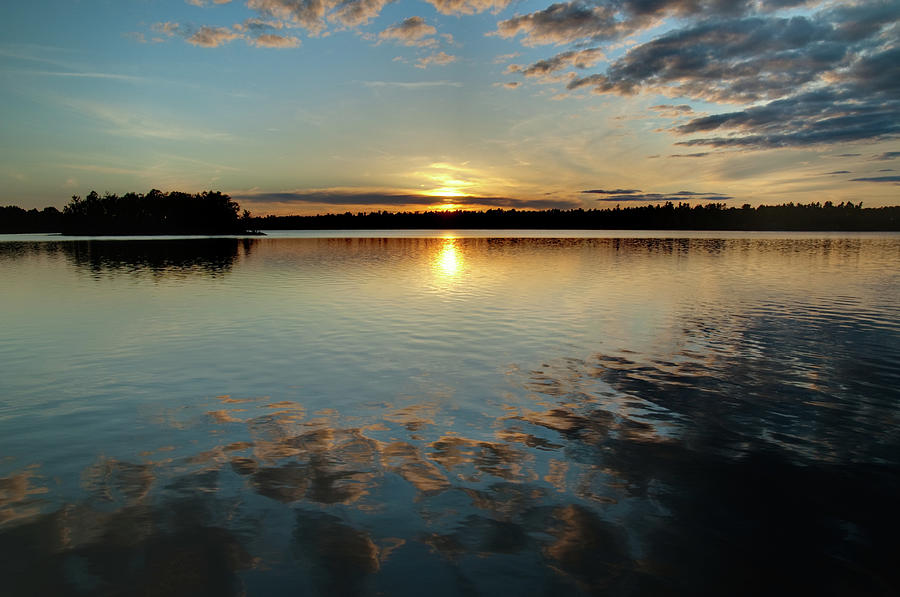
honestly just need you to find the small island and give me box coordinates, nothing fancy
[56,189,260,236]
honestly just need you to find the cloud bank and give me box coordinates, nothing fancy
[235,190,580,209]
[503,0,899,150]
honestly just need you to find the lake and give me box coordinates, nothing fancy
[2,231,899,596]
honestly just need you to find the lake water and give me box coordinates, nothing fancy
[2,231,899,595]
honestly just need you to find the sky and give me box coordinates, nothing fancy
[0,0,898,214]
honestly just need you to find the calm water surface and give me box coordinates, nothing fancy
[2,232,899,595]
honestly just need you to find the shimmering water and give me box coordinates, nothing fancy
[2,232,899,596]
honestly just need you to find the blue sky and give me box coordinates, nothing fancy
[1,0,898,214]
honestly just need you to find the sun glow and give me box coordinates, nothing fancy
[434,236,461,278]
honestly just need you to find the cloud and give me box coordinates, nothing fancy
[673,85,900,149]
[494,0,812,48]
[363,80,463,89]
[15,70,145,82]
[416,52,457,69]
[186,26,243,47]
[426,0,510,16]
[123,31,147,43]
[233,18,284,33]
[152,22,181,37]
[529,1,900,150]
[61,99,233,142]
[330,0,392,28]
[495,2,622,47]
[234,190,579,209]
[239,0,408,34]
[507,47,604,78]
[582,188,730,201]
[378,17,437,47]
[566,14,855,102]
[824,170,851,175]
[493,52,520,64]
[849,176,900,183]
[500,81,520,89]
[670,152,710,158]
[650,104,694,118]
[186,0,233,6]
[874,151,900,160]
[152,18,301,49]
[246,0,335,34]
[250,33,301,47]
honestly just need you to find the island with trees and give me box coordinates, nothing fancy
[2,191,899,233]
[1,190,258,235]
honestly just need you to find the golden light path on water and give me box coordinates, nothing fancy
[435,235,461,278]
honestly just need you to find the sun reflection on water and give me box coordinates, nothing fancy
[435,237,461,278]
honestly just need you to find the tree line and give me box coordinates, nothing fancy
[253,201,900,231]
[1,190,255,235]
[2,194,899,233]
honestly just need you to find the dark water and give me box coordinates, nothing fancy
[2,232,899,596]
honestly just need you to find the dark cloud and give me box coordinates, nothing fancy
[567,14,855,102]
[541,1,900,149]
[824,170,851,175]
[582,188,731,202]
[495,2,621,47]
[874,151,900,160]
[670,152,710,158]
[849,176,900,183]
[581,188,641,194]
[879,168,894,172]
[837,153,861,157]
[235,191,580,209]
[495,0,813,47]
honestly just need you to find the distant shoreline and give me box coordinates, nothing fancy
[4,198,899,233]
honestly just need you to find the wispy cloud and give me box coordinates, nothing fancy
[186,0,233,6]
[61,99,233,142]
[6,70,145,81]
[234,189,578,209]
[582,187,731,202]
[581,188,641,195]
[850,176,900,183]
[362,80,463,89]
